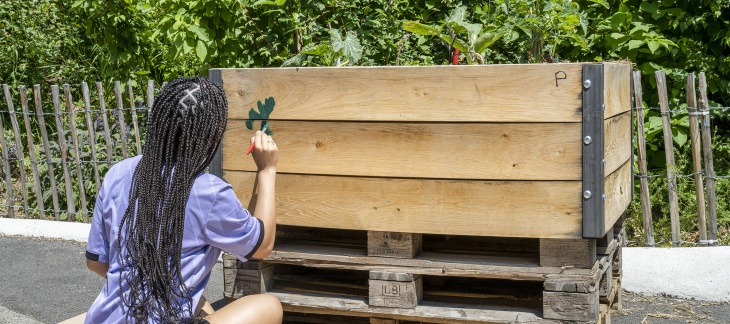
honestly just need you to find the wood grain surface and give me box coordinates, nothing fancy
[221,64,585,122]
[224,171,582,238]
[223,121,582,180]
[603,160,632,233]
[603,63,632,119]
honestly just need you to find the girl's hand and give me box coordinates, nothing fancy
[250,131,278,172]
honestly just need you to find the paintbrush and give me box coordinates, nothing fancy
[246,123,270,155]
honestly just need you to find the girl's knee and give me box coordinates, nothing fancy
[260,294,283,319]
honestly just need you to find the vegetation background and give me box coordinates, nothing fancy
[1,0,730,245]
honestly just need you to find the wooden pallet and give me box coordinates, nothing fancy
[223,215,625,323]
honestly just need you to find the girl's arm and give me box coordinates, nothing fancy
[249,131,278,259]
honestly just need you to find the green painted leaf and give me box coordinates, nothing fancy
[196,40,207,61]
[245,120,253,130]
[249,108,262,120]
[402,21,440,37]
[258,97,275,118]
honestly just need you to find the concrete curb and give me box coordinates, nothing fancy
[622,246,730,302]
[2,218,729,302]
[0,218,90,242]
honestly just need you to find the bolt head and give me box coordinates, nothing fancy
[583,190,592,199]
[583,136,593,145]
[583,79,592,89]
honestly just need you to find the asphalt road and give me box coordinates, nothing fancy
[1,235,728,323]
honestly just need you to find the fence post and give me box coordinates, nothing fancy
[96,82,114,165]
[19,86,45,219]
[127,81,142,154]
[685,73,708,243]
[0,87,15,218]
[114,81,129,159]
[63,85,89,222]
[698,73,718,245]
[81,82,101,195]
[3,85,31,217]
[33,85,61,221]
[655,70,681,247]
[632,71,654,246]
[52,85,77,221]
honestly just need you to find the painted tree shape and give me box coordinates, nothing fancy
[245,96,275,135]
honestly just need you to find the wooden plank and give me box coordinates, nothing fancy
[113,81,129,159]
[33,85,61,221]
[221,64,585,122]
[369,274,423,308]
[81,82,101,194]
[19,86,45,218]
[223,262,274,299]
[273,290,555,324]
[599,263,612,302]
[603,160,632,233]
[64,85,89,222]
[686,73,707,242]
[542,290,599,321]
[655,71,681,247]
[265,240,602,281]
[223,121,582,181]
[370,318,398,324]
[632,70,654,246]
[51,86,76,221]
[3,84,30,216]
[127,81,142,154]
[539,239,596,268]
[0,86,15,218]
[698,73,718,244]
[368,232,422,259]
[603,112,631,177]
[225,171,582,238]
[95,82,114,164]
[603,63,632,119]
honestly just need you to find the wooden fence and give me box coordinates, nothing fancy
[633,71,728,247]
[0,80,162,222]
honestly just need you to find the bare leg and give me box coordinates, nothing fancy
[58,313,86,324]
[205,294,282,324]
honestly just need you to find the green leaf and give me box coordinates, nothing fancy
[628,40,645,50]
[673,129,687,147]
[331,29,363,64]
[196,40,207,61]
[402,21,440,37]
[647,40,661,53]
[245,120,254,130]
[474,30,503,53]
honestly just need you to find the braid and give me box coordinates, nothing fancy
[117,76,228,323]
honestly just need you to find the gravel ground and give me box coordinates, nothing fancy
[1,235,728,323]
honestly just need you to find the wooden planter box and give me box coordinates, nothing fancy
[209,63,632,240]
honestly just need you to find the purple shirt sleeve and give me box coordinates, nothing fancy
[86,191,110,263]
[203,183,264,261]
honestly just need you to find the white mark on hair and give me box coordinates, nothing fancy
[177,84,201,116]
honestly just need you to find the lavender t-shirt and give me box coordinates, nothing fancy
[85,156,263,323]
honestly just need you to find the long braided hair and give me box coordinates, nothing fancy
[117,76,228,322]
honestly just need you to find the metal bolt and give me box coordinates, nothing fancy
[602,194,606,201]
[583,79,592,89]
[602,104,606,110]
[583,136,592,145]
[583,190,592,199]
[602,159,606,166]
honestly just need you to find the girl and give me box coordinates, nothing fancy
[78,76,282,323]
